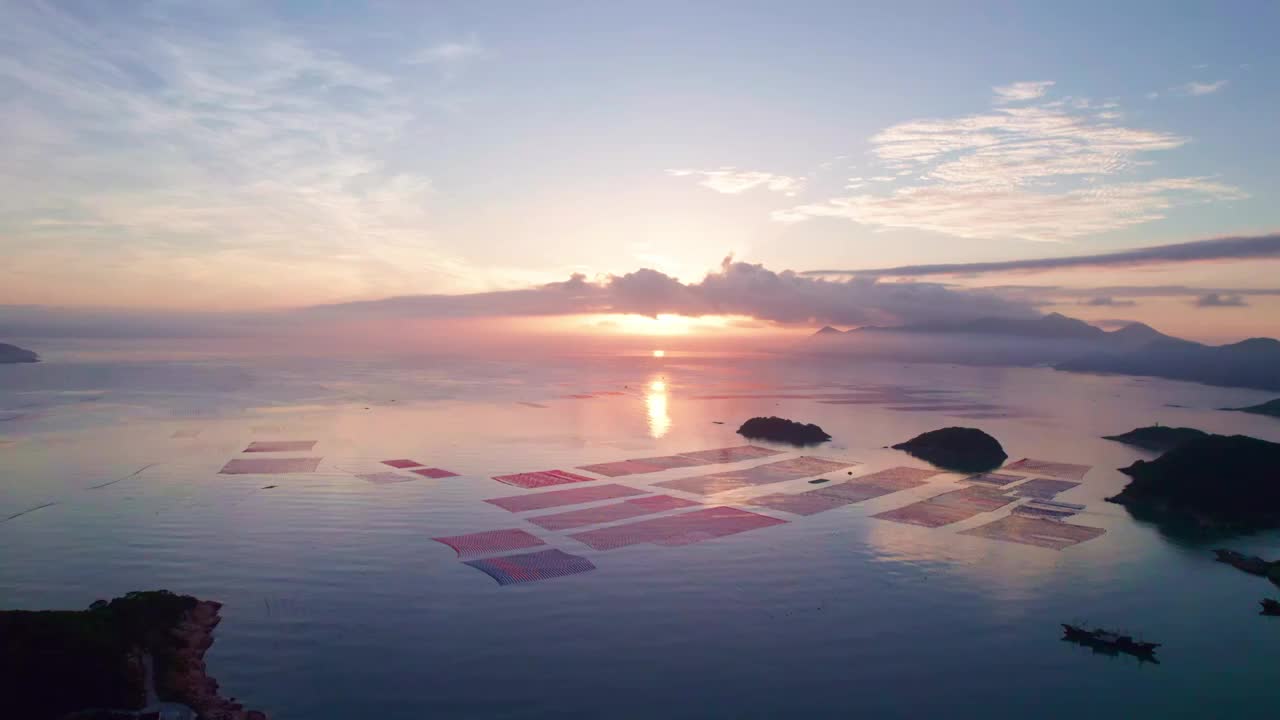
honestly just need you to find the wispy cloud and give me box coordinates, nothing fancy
[992,80,1054,103]
[772,82,1242,241]
[406,39,485,78]
[0,3,484,308]
[1180,80,1228,96]
[1194,292,1247,308]
[667,168,804,196]
[801,233,1280,277]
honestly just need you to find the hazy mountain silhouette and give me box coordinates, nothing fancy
[0,342,38,364]
[1060,337,1280,391]
[804,314,1280,391]
[1223,398,1280,418]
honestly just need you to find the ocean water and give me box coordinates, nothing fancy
[3,342,1280,719]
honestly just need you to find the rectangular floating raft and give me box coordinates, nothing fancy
[959,514,1105,550]
[852,466,948,484]
[492,469,598,489]
[872,486,1016,528]
[356,472,417,484]
[1010,478,1081,499]
[676,445,782,465]
[219,457,321,475]
[746,490,860,516]
[576,446,783,478]
[381,459,424,469]
[963,471,1025,487]
[243,440,317,453]
[1003,458,1092,481]
[527,495,701,531]
[432,528,546,559]
[578,455,709,477]
[412,467,460,479]
[463,548,596,586]
[1012,503,1079,520]
[747,467,935,516]
[486,483,648,513]
[569,506,786,551]
[654,456,858,495]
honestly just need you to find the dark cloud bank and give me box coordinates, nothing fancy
[307,258,1033,326]
[804,233,1280,277]
[0,258,1032,341]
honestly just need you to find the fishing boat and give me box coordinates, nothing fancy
[1061,624,1160,659]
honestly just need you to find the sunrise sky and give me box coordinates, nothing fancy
[2,1,1278,342]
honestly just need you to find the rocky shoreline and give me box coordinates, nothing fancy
[1108,433,1280,534]
[161,600,267,720]
[0,591,266,720]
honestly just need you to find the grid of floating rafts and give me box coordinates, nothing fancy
[219,439,322,475]
[345,458,461,484]
[430,449,1112,587]
[859,456,1106,550]
[429,446,805,585]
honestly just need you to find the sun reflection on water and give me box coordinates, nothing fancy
[646,376,670,438]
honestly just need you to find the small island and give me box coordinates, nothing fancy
[0,590,267,720]
[0,341,39,364]
[737,416,831,445]
[1108,433,1280,533]
[1102,425,1210,452]
[891,427,1007,472]
[1223,398,1280,418]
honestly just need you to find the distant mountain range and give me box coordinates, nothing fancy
[0,342,38,364]
[805,314,1280,391]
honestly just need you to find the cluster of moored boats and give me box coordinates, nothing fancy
[1061,624,1161,661]
[1212,549,1280,617]
[1065,550,1280,664]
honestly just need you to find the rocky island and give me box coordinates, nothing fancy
[1108,433,1280,533]
[737,416,831,445]
[0,590,267,720]
[891,427,1007,472]
[0,341,39,363]
[1102,425,1210,452]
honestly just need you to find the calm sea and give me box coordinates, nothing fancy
[3,341,1279,718]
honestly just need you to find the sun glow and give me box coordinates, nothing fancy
[572,313,749,336]
[652,349,665,357]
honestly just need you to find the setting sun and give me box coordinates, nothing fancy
[652,349,665,357]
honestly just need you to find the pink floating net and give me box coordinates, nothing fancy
[486,483,648,513]
[569,506,786,551]
[492,469,597,489]
[432,528,546,559]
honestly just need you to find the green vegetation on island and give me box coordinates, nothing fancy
[1108,434,1280,533]
[891,427,1007,473]
[1102,425,1210,452]
[737,416,832,445]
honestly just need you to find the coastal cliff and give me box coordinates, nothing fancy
[0,591,266,720]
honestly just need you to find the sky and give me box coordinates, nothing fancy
[1,1,1278,342]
